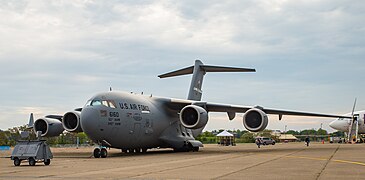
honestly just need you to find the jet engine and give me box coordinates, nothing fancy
[62,111,83,132]
[179,105,208,129]
[34,118,64,137]
[243,108,268,132]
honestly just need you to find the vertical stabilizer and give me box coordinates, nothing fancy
[188,60,205,100]
[158,60,255,101]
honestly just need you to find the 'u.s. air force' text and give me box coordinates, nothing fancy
[119,102,150,111]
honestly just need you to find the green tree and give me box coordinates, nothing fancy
[300,129,317,135]
[317,129,328,135]
[286,130,299,135]
[239,132,255,143]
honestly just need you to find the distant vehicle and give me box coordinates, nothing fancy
[329,137,344,143]
[256,137,275,145]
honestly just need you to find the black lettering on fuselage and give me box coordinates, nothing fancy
[109,112,119,117]
[119,102,150,112]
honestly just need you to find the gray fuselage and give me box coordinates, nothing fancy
[80,91,197,150]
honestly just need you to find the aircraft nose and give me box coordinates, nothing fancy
[329,120,337,129]
[80,107,99,137]
[329,119,347,131]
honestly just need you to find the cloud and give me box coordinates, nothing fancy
[0,0,364,131]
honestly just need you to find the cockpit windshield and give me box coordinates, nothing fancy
[86,99,117,109]
[91,100,102,106]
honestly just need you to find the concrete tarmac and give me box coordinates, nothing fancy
[1,143,365,179]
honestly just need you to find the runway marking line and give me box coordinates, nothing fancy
[333,159,365,166]
[285,156,365,166]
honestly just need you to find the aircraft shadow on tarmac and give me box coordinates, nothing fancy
[52,144,345,159]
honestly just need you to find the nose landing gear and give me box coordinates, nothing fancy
[93,147,108,158]
[100,148,107,158]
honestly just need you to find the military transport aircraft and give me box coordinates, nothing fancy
[29,60,351,158]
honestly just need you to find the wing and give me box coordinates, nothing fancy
[160,97,352,120]
[203,102,352,120]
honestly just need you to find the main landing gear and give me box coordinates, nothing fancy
[121,148,148,153]
[93,147,108,158]
[173,144,200,152]
[93,147,149,158]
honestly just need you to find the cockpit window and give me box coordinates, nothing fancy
[108,100,117,108]
[91,100,102,106]
[89,99,117,108]
[102,100,109,107]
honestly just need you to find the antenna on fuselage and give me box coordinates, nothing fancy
[158,60,256,101]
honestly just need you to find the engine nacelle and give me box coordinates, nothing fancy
[62,111,83,132]
[243,108,268,132]
[179,105,208,129]
[34,118,64,137]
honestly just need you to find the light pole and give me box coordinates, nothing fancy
[320,123,323,142]
[284,125,287,140]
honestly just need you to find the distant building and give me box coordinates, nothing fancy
[271,130,281,137]
[278,134,298,142]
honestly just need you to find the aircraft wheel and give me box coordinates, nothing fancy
[122,149,127,153]
[142,148,147,153]
[29,157,36,166]
[192,147,199,152]
[13,157,21,166]
[44,159,51,165]
[100,148,108,158]
[93,148,101,158]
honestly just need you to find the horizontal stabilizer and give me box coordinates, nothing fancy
[158,61,255,79]
[201,65,255,73]
[159,60,256,101]
[158,66,194,78]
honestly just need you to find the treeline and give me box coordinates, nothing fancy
[196,129,345,144]
[292,129,343,136]
[0,125,92,146]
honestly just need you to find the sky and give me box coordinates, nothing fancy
[0,0,364,133]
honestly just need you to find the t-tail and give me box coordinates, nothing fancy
[158,60,256,101]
